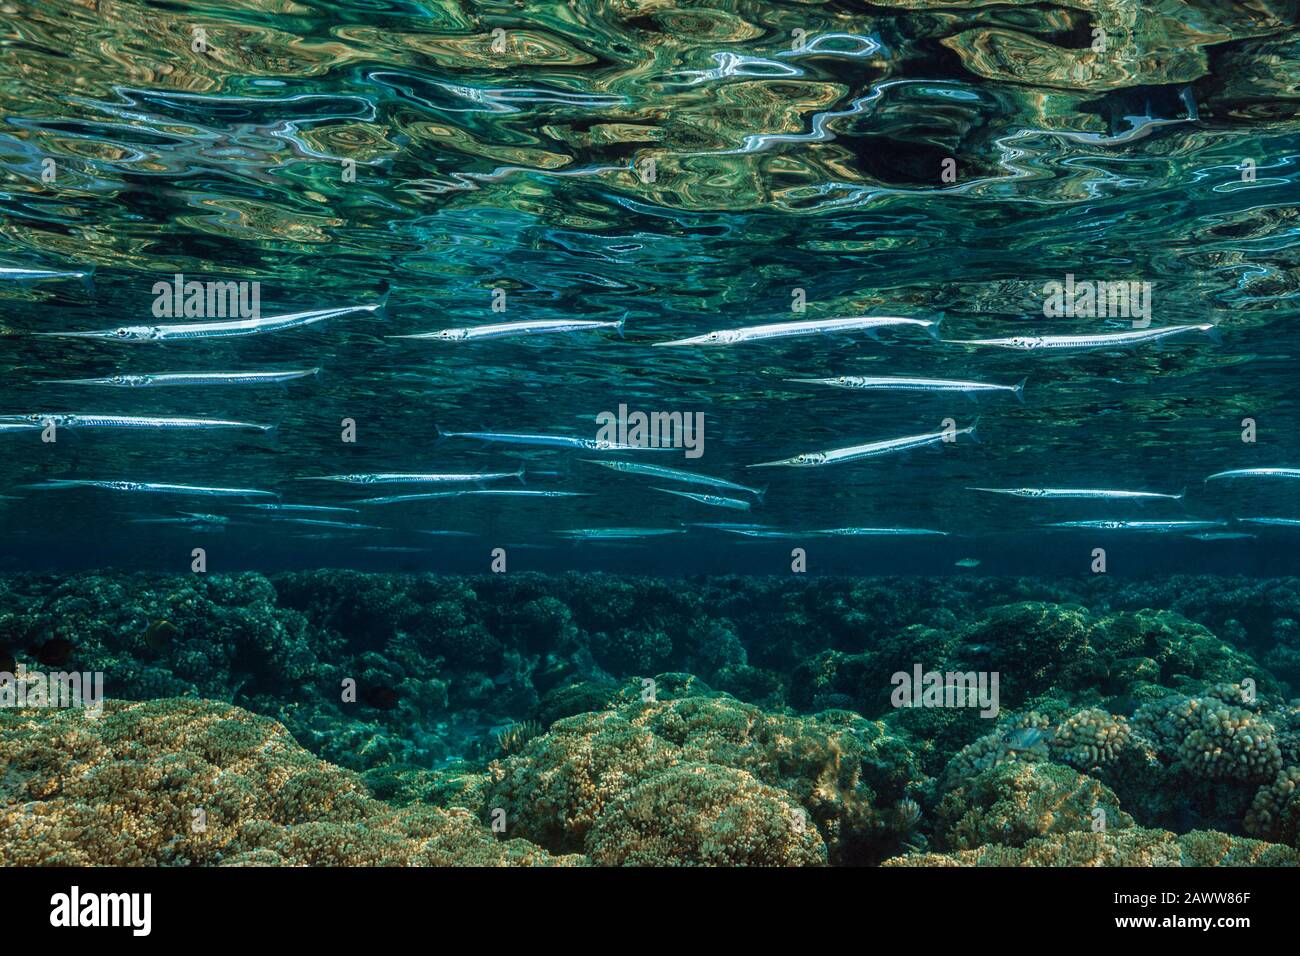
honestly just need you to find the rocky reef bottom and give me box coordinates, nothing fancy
[3,689,1299,867]
[4,571,1300,866]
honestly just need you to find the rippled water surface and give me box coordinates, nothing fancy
[1,0,1298,573]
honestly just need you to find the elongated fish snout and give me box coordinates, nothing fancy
[31,330,116,340]
[785,378,834,385]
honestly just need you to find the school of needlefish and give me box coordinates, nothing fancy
[3,262,1287,548]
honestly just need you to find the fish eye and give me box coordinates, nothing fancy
[838,376,847,384]
[707,332,719,341]
[114,328,129,337]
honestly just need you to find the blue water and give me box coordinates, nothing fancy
[1,1,1298,576]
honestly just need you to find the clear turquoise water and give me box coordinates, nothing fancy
[0,1,1297,574]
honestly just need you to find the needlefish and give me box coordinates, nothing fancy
[583,459,764,499]
[389,317,624,341]
[0,413,271,432]
[788,375,1024,402]
[33,298,385,341]
[748,422,977,468]
[944,325,1219,351]
[22,480,277,498]
[39,369,320,387]
[969,487,1182,501]
[298,469,524,485]
[355,490,588,505]
[1047,520,1227,532]
[654,315,940,347]
[437,427,670,452]
[1205,468,1300,481]
[651,487,751,510]
[0,264,93,281]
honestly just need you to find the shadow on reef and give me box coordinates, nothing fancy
[3,572,1300,865]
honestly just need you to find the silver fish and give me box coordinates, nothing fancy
[814,527,948,536]
[1047,519,1226,532]
[788,375,1024,402]
[40,369,320,387]
[945,324,1218,351]
[654,314,940,347]
[24,480,276,498]
[749,422,977,468]
[557,528,685,539]
[719,528,806,538]
[389,317,624,341]
[1239,518,1300,528]
[1189,532,1256,540]
[1206,468,1300,481]
[299,469,523,485]
[693,522,771,531]
[438,427,667,452]
[270,517,383,530]
[652,487,751,510]
[34,299,384,341]
[0,264,93,281]
[969,487,1182,501]
[129,512,231,527]
[233,503,359,514]
[0,413,271,432]
[355,489,588,505]
[582,459,764,499]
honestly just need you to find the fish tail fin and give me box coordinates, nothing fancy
[967,418,981,444]
[373,282,391,315]
[79,266,97,295]
[1013,378,1027,403]
[516,468,527,485]
[615,316,626,338]
[753,485,767,504]
[433,424,445,445]
[1203,323,1222,344]
[927,312,944,341]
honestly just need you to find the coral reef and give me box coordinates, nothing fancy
[0,699,575,867]
[885,828,1300,867]
[484,688,928,865]
[5,571,1300,866]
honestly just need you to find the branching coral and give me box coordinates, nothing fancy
[1050,708,1132,771]
[1244,767,1300,845]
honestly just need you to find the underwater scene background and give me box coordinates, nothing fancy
[1,0,1300,867]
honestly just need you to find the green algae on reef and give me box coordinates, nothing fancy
[3,572,1300,865]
